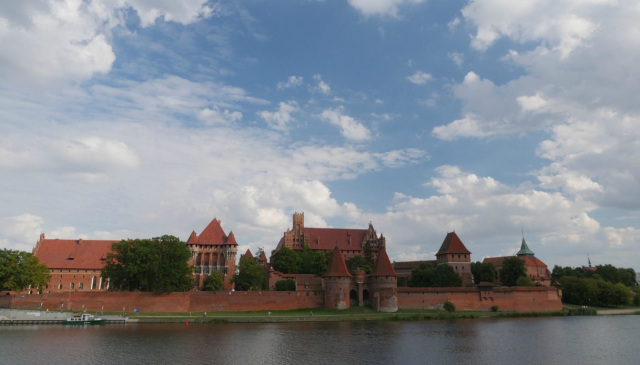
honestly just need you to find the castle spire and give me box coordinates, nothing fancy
[516,236,535,257]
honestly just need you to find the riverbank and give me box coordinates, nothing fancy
[2,306,638,325]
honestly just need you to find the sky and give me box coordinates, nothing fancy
[1,0,639,272]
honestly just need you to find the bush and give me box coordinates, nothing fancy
[443,301,456,313]
[491,305,499,312]
[274,279,297,291]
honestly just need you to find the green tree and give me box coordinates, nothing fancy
[201,271,224,291]
[233,254,266,291]
[471,261,496,284]
[310,249,332,276]
[432,264,463,287]
[345,255,373,275]
[443,301,456,313]
[516,276,535,287]
[274,279,297,291]
[409,262,434,287]
[0,249,50,292]
[500,257,527,286]
[102,235,193,293]
[272,247,302,274]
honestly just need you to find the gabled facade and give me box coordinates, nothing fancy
[271,212,386,262]
[436,232,472,285]
[32,234,116,293]
[186,218,238,291]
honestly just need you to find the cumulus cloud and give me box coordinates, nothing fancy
[407,71,432,84]
[347,0,426,17]
[311,74,331,95]
[363,165,640,268]
[0,0,213,87]
[277,76,303,89]
[319,107,373,141]
[258,101,300,131]
[198,107,243,125]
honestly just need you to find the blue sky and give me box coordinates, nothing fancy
[1,0,639,272]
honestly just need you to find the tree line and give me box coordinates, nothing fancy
[551,264,638,307]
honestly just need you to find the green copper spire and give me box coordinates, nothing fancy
[516,237,535,256]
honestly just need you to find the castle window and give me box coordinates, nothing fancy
[79,282,84,289]
[70,282,75,290]
[58,284,62,290]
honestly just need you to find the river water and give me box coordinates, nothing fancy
[1,316,639,365]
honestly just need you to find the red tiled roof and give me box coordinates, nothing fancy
[325,245,352,277]
[34,239,116,270]
[304,227,368,251]
[483,255,548,268]
[243,249,253,259]
[436,232,471,255]
[259,251,267,262]
[187,219,237,246]
[371,247,397,277]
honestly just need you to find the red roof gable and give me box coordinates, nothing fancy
[243,249,253,259]
[436,232,471,255]
[33,239,116,270]
[325,245,352,277]
[371,247,397,277]
[188,219,238,246]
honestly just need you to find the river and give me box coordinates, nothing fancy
[1,315,638,364]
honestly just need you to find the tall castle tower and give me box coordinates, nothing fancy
[186,218,238,291]
[324,245,352,309]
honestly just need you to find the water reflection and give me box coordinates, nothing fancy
[1,316,639,364]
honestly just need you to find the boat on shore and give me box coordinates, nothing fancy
[65,313,107,325]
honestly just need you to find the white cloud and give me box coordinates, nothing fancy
[258,101,300,131]
[347,0,425,17]
[319,107,372,141]
[0,0,214,87]
[277,76,303,89]
[448,52,464,66]
[312,74,331,95]
[198,107,243,125]
[407,71,432,84]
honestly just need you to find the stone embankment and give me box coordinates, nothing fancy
[0,309,127,325]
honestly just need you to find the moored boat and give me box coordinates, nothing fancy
[65,313,107,325]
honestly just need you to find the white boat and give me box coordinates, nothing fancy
[65,313,107,325]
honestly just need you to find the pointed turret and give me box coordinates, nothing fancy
[371,246,397,277]
[325,245,351,277]
[243,249,253,259]
[186,231,198,244]
[227,231,237,245]
[516,237,535,257]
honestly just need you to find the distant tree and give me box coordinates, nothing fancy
[596,264,621,284]
[102,235,193,293]
[432,264,463,287]
[409,262,435,287]
[271,247,302,274]
[500,257,527,286]
[201,271,224,292]
[560,277,599,306]
[0,249,50,292]
[233,254,266,291]
[516,276,535,287]
[274,279,297,291]
[310,249,333,276]
[443,301,456,313]
[471,261,496,284]
[345,255,373,275]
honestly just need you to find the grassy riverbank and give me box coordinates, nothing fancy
[121,306,598,324]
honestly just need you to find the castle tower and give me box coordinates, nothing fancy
[323,245,352,309]
[435,232,472,285]
[368,246,398,312]
[186,218,238,291]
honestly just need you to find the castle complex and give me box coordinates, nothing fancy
[17,212,560,313]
